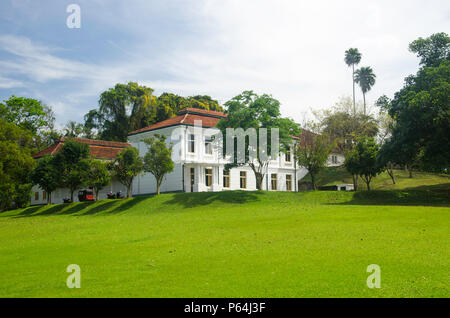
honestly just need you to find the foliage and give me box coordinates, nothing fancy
[84,159,111,200]
[295,126,333,190]
[0,119,35,210]
[216,91,300,190]
[55,140,91,201]
[344,48,362,112]
[354,66,376,114]
[384,33,450,171]
[409,32,450,67]
[344,137,381,190]
[109,147,143,198]
[143,134,174,195]
[318,97,378,153]
[30,155,60,204]
[0,95,58,151]
[85,82,224,141]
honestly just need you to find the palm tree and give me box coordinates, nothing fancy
[344,48,362,114]
[354,66,376,115]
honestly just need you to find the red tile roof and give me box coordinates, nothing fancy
[33,137,130,160]
[128,108,227,135]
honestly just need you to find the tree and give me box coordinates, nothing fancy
[55,140,91,202]
[344,48,362,114]
[409,32,450,67]
[345,137,381,191]
[30,155,59,204]
[217,91,300,190]
[84,159,111,201]
[143,134,174,195]
[110,147,143,198]
[0,95,58,152]
[386,33,449,171]
[354,66,376,115]
[0,119,35,210]
[318,97,378,153]
[64,121,84,138]
[376,140,396,184]
[295,126,333,190]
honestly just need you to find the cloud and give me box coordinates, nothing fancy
[0,0,449,126]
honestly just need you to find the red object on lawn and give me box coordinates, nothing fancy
[78,189,95,202]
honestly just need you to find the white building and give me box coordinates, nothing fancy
[128,107,309,195]
[31,108,345,204]
[30,137,130,205]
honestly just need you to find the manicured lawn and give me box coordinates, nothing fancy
[0,189,448,297]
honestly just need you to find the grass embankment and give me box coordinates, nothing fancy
[0,178,448,297]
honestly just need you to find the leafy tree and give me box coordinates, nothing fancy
[345,137,381,191]
[376,140,396,184]
[319,97,378,153]
[143,134,174,195]
[354,66,376,115]
[30,155,60,204]
[386,33,450,171]
[217,91,300,190]
[295,126,333,190]
[110,147,143,198]
[84,159,111,201]
[344,48,362,113]
[0,95,58,151]
[55,140,91,202]
[0,119,35,210]
[64,121,84,138]
[409,32,450,67]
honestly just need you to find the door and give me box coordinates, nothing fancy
[190,167,195,192]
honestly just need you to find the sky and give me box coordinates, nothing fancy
[0,0,449,127]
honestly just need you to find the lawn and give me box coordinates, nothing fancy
[0,185,449,297]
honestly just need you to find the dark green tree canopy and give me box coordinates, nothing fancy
[110,146,143,198]
[409,32,450,67]
[386,33,449,170]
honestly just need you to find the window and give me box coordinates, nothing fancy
[34,192,39,200]
[285,146,291,162]
[223,170,230,188]
[286,175,292,191]
[205,137,213,155]
[205,168,213,187]
[43,191,47,201]
[331,155,337,164]
[188,134,195,153]
[240,171,247,189]
[271,174,277,190]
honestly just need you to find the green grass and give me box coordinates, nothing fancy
[303,166,450,190]
[0,181,449,297]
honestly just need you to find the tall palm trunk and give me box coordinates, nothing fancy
[363,92,366,115]
[352,64,356,115]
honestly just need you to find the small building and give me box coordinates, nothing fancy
[31,137,130,205]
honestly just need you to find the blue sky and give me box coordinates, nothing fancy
[0,0,449,127]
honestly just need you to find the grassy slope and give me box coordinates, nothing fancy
[303,166,450,191]
[0,182,449,298]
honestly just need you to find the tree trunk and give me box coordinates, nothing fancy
[352,64,356,115]
[352,174,358,191]
[47,192,51,205]
[387,163,396,184]
[70,190,74,203]
[408,166,413,178]
[363,92,366,116]
[256,173,264,190]
[310,173,317,191]
[127,186,131,198]
[366,180,371,191]
[95,189,99,201]
[156,180,161,195]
